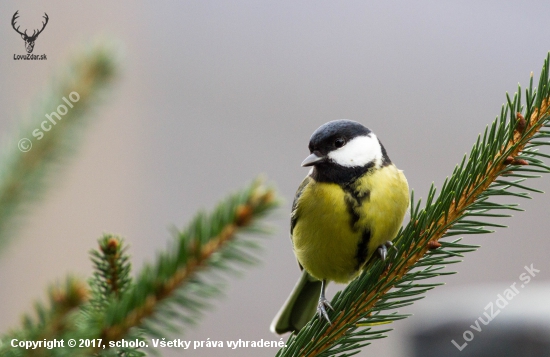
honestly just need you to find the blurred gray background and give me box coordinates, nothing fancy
[1,1,549,356]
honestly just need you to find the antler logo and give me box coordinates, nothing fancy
[11,11,49,54]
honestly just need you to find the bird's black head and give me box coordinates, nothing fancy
[302,120,391,184]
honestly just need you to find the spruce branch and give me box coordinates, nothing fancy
[88,179,279,353]
[0,41,118,253]
[276,55,550,357]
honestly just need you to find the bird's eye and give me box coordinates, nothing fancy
[334,138,346,148]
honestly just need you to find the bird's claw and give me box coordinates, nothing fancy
[317,296,333,324]
[385,241,397,252]
[377,241,397,261]
[377,245,387,261]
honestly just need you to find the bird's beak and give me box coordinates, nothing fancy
[301,153,326,167]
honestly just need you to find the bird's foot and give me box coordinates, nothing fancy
[377,241,397,261]
[317,296,334,324]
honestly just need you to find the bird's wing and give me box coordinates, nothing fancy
[290,175,312,271]
[290,175,311,236]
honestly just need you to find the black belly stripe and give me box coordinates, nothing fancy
[355,229,371,270]
[344,195,361,229]
[343,183,370,232]
[342,180,372,269]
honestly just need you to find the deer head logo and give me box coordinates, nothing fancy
[11,11,49,54]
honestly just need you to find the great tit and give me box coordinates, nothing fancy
[270,119,409,334]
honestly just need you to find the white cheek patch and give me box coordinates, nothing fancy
[328,134,382,168]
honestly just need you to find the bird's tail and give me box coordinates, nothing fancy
[270,270,322,334]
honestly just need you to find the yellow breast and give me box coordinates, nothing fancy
[292,165,409,283]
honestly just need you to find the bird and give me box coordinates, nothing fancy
[270,119,409,335]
